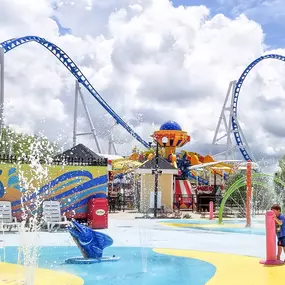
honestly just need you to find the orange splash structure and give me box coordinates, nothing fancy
[152,121,190,159]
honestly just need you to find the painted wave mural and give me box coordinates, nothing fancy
[0,165,108,219]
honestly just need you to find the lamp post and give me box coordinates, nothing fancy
[151,136,168,218]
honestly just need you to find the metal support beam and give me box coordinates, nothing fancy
[73,80,102,153]
[108,123,118,155]
[112,142,117,155]
[0,48,4,139]
[73,81,79,147]
[76,132,93,136]
[108,138,117,155]
[212,81,236,160]
[153,141,159,218]
[212,80,254,161]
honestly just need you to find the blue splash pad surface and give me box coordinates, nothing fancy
[160,219,266,235]
[4,246,216,285]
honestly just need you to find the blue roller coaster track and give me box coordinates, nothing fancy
[0,36,150,149]
[232,54,285,161]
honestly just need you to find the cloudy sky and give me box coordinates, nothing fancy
[0,0,285,169]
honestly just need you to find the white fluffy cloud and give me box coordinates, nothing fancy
[0,0,285,167]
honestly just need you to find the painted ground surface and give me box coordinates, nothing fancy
[0,262,83,285]
[161,219,266,235]
[4,247,216,285]
[1,215,284,284]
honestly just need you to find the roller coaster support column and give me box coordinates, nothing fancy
[73,81,102,153]
[0,48,4,139]
[108,123,118,155]
[246,160,252,227]
[73,81,79,147]
[211,81,236,159]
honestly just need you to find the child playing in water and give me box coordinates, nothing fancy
[271,204,285,260]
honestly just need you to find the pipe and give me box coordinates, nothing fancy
[246,160,252,227]
[260,211,283,265]
[209,201,214,220]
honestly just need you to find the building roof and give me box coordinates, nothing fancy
[55,144,102,160]
[138,156,177,170]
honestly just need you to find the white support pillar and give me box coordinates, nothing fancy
[212,80,254,161]
[108,123,118,155]
[72,80,102,153]
[211,81,236,159]
[0,48,4,139]
[73,81,79,147]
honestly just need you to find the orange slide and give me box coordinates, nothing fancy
[185,152,233,175]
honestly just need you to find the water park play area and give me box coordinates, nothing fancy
[1,215,285,285]
[1,37,285,285]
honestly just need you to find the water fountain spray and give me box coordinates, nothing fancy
[16,137,55,285]
[246,161,252,227]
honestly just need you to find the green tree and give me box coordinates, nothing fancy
[0,127,59,161]
[274,155,285,210]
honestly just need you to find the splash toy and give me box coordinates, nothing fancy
[65,220,119,264]
[260,211,283,266]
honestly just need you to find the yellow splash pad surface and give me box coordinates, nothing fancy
[154,248,285,285]
[162,222,264,229]
[0,262,83,285]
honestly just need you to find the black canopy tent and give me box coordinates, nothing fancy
[54,144,106,165]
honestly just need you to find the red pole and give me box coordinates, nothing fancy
[246,160,252,227]
[260,211,283,265]
[209,201,214,220]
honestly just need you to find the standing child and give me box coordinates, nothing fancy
[271,204,285,260]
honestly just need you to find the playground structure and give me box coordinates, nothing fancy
[134,121,235,211]
[152,121,233,182]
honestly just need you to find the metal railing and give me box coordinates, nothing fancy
[108,195,135,212]
[0,154,107,166]
[173,194,267,215]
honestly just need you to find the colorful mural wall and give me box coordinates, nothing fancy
[0,163,108,219]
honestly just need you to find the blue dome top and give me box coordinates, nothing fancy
[160,121,182,131]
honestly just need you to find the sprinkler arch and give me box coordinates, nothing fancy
[232,54,285,161]
[218,173,285,223]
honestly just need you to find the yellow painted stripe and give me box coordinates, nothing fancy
[154,248,285,285]
[161,222,264,229]
[0,262,83,285]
